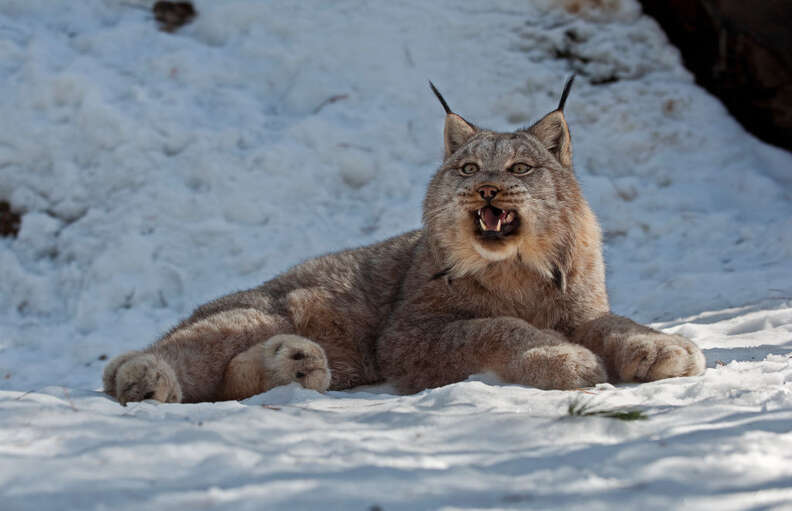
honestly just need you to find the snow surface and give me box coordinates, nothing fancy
[1,0,791,509]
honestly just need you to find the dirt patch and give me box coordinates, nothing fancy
[0,201,21,238]
[153,1,197,33]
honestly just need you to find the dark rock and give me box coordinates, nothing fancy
[639,0,792,151]
[0,201,21,238]
[153,1,197,33]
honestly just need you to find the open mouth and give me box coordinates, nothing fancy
[474,205,519,239]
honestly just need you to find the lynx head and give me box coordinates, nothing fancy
[423,77,594,287]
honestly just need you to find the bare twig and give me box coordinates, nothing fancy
[313,94,349,114]
[62,388,79,412]
[15,389,38,401]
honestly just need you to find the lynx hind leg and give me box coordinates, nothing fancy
[102,350,142,397]
[222,334,331,401]
[103,352,182,405]
[265,335,332,391]
[502,331,608,390]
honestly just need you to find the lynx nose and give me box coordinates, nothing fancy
[478,185,499,200]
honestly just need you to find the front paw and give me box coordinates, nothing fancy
[616,333,705,382]
[506,343,608,390]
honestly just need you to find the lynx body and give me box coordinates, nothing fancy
[104,79,705,404]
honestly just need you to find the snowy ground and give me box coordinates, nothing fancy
[1,0,791,509]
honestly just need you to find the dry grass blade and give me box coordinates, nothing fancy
[567,397,648,421]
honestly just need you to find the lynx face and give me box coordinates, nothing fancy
[423,80,585,281]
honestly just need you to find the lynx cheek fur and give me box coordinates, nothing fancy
[104,77,705,404]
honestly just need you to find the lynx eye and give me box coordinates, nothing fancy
[509,163,533,176]
[459,163,479,176]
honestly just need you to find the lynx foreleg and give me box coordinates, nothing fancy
[378,316,607,394]
[220,334,331,401]
[572,313,705,382]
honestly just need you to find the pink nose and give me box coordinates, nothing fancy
[478,185,499,200]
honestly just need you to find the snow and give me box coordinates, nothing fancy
[0,0,791,509]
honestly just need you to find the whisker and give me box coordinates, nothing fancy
[423,203,453,220]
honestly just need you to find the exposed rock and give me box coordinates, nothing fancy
[153,1,197,33]
[639,0,792,150]
[0,201,21,238]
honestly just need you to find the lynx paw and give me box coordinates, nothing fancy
[103,352,182,405]
[616,333,705,382]
[225,334,332,398]
[507,343,608,390]
[263,334,331,392]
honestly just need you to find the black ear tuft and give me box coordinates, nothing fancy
[557,74,576,112]
[430,82,478,158]
[429,81,452,115]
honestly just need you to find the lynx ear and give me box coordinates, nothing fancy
[443,113,477,158]
[429,81,477,158]
[526,110,572,168]
[523,75,575,168]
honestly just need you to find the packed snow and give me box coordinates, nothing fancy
[1,0,791,509]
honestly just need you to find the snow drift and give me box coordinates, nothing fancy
[1,0,791,509]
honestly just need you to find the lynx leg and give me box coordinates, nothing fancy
[379,316,607,393]
[221,334,331,401]
[612,332,705,382]
[573,313,706,382]
[499,339,608,390]
[103,352,182,405]
[103,308,293,404]
[483,326,607,390]
[103,350,143,398]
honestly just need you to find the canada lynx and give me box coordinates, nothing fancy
[104,77,705,404]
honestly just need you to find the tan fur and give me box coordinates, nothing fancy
[221,334,330,400]
[105,352,181,405]
[104,81,705,404]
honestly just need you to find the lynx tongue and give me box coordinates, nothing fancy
[479,206,504,232]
